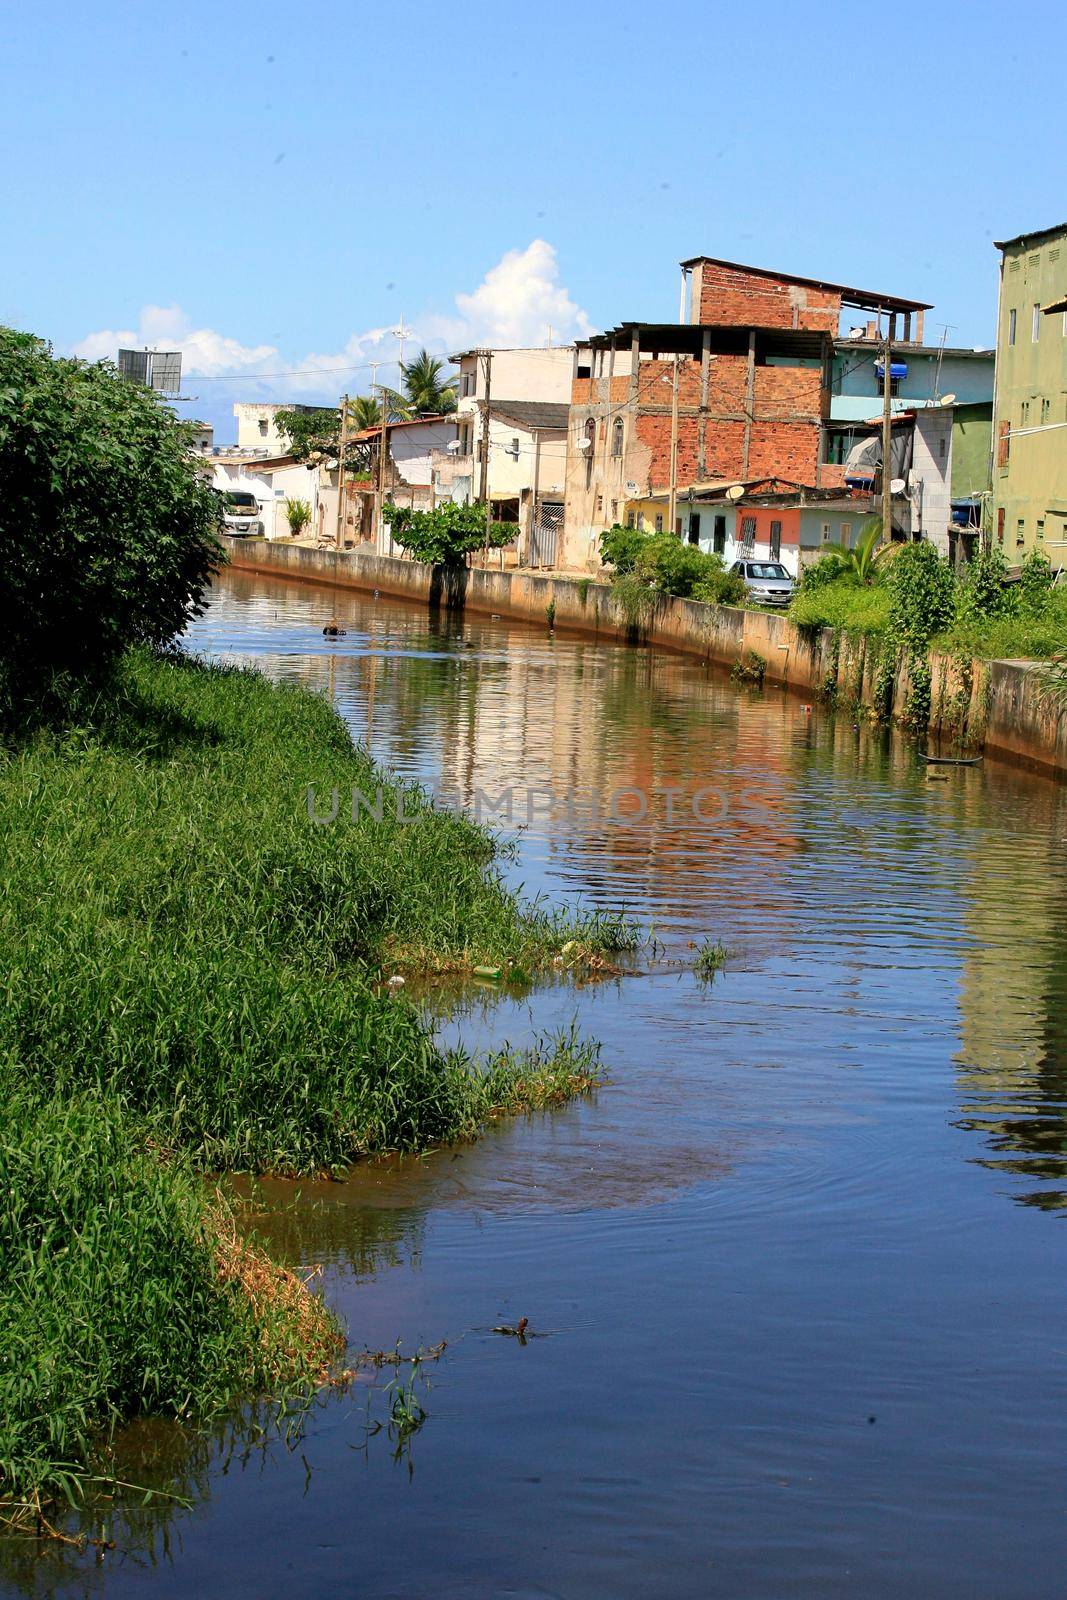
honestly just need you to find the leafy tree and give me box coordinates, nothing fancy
[273,406,342,461]
[384,500,513,565]
[0,328,223,714]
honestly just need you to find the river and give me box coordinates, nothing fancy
[13,565,1067,1599]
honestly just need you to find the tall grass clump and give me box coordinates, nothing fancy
[0,648,611,1172]
[0,1080,340,1515]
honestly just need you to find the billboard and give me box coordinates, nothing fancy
[117,349,183,396]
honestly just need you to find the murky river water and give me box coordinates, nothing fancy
[12,567,1067,1598]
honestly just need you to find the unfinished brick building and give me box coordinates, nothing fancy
[560,258,929,570]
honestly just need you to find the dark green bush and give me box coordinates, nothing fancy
[599,522,649,574]
[798,551,856,592]
[634,534,738,600]
[955,544,1013,625]
[0,328,223,710]
[885,541,956,651]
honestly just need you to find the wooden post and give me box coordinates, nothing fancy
[335,393,349,549]
[882,324,893,541]
[480,348,493,556]
[667,353,681,537]
[377,391,389,552]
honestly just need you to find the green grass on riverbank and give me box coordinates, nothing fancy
[788,573,1067,660]
[1,648,613,1170]
[0,648,608,1518]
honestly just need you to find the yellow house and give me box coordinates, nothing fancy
[992,222,1067,562]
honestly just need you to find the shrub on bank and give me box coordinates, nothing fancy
[789,577,891,637]
[0,1080,340,1509]
[0,328,223,715]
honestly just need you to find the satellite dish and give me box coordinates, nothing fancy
[725,484,745,501]
[938,393,957,407]
[625,481,639,497]
[890,478,906,494]
[576,436,592,452]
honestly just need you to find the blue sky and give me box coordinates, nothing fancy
[2,0,1060,438]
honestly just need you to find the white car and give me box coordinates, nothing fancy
[221,490,262,536]
[731,559,795,607]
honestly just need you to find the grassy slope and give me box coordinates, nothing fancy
[0,649,607,1512]
[788,575,1067,659]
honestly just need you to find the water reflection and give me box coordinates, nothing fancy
[15,567,1066,1599]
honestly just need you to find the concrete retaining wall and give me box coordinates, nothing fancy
[224,538,1067,778]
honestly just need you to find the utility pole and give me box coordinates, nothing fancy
[479,348,493,550]
[335,393,349,549]
[667,353,681,538]
[377,387,389,553]
[881,323,893,543]
[529,428,542,567]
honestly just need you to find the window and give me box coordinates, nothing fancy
[626,510,636,529]
[998,419,1011,469]
[1041,398,1050,425]
[637,513,646,531]
[1032,303,1042,342]
[1037,519,1046,542]
[595,493,603,518]
[687,513,701,546]
[820,521,831,543]
[610,499,618,521]
[713,514,726,555]
[877,371,901,397]
[1008,308,1017,345]
[1021,400,1030,426]
[1016,518,1026,546]
[509,436,520,458]
[938,435,947,459]
[739,516,756,551]
[258,418,268,436]
[610,417,624,457]
[654,514,664,533]
[461,371,476,398]
[769,519,782,559]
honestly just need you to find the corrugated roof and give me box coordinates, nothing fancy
[994,222,1067,251]
[491,401,570,432]
[678,255,931,312]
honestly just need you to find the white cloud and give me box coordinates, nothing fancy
[69,242,592,430]
[71,304,276,377]
[429,239,593,350]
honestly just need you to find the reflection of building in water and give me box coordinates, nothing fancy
[955,776,1067,1208]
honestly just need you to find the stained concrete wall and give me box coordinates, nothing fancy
[224,538,1067,779]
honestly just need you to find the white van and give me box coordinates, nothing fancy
[221,490,262,536]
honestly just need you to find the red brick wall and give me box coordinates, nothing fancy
[747,422,819,482]
[695,261,841,332]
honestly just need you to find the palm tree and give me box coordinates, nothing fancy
[822,516,885,583]
[349,394,381,430]
[393,349,457,417]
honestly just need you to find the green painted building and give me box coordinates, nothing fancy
[993,222,1067,565]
